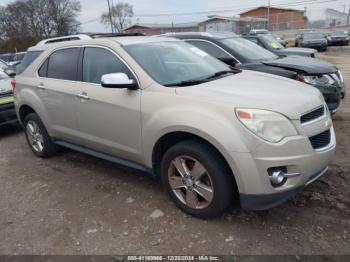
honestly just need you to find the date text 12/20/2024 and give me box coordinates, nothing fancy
[127,256,220,261]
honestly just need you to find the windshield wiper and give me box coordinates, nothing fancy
[165,79,208,87]
[165,69,241,87]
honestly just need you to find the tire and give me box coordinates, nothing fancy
[160,140,235,219]
[24,113,59,158]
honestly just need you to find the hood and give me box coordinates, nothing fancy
[262,56,337,74]
[176,70,324,120]
[283,47,316,55]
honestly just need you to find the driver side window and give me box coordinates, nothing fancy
[82,47,134,85]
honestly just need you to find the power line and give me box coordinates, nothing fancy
[79,0,338,25]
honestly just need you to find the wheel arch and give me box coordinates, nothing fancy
[151,130,242,193]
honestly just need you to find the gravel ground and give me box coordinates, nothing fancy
[0,52,349,256]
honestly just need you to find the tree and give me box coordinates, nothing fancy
[0,0,81,39]
[101,2,134,33]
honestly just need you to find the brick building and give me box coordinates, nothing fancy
[124,23,199,35]
[240,6,309,30]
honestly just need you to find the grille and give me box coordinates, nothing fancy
[301,106,325,124]
[309,130,331,150]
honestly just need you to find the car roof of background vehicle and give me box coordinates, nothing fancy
[163,32,238,40]
[29,36,180,52]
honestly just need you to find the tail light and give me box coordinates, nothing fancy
[11,78,16,91]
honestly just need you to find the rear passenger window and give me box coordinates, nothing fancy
[46,48,80,81]
[82,47,134,84]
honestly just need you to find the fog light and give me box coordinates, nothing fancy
[268,167,301,187]
[270,170,286,186]
[268,167,288,187]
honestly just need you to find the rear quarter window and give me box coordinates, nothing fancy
[17,51,42,75]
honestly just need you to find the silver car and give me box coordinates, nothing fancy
[14,36,336,218]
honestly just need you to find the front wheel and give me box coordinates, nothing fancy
[161,140,235,219]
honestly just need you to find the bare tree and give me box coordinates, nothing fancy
[101,2,134,33]
[0,0,81,39]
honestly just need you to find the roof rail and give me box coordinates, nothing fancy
[89,32,146,38]
[36,35,92,46]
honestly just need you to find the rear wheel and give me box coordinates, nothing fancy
[24,113,59,158]
[161,140,235,219]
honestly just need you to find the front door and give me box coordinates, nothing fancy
[75,46,142,163]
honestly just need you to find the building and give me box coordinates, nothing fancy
[124,22,199,35]
[240,6,308,30]
[198,15,267,34]
[325,8,348,27]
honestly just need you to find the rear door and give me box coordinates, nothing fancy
[36,47,82,142]
[74,46,142,162]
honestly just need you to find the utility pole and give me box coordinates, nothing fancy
[107,0,114,33]
[347,6,350,26]
[267,0,271,30]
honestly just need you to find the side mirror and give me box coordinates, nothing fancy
[218,57,238,67]
[4,69,16,77]
[101,73,138,90]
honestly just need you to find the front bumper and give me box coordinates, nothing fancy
[240,167,328,210]
[301,43,327,50]
[0,102,17,126]
[227,124,336,211]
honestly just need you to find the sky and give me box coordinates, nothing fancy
[0,0,349,32]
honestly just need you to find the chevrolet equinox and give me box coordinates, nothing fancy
[14,36,336,219]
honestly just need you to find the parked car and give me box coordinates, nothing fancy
[15,35,336,219]
[327,31,349,46]
[0,71,17,127]
[167,32,344,113]
[243,33,316,57]
[249,30,287,47]
[296,32,328,51]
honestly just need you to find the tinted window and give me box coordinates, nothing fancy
[17,51,42,75]
[38,59,48,77]
[47,48,80,81]
[82,47,133,84]
[186,40,231,59]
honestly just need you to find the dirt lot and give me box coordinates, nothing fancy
[0,52,349,256]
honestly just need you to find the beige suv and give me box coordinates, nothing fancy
[14,35,336,218]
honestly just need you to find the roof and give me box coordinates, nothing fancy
[29,36,179,51]
[240,6,305,15]
[125,22,199,30]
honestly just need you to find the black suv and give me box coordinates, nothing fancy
[167,32,345,113]
[243,33,317,58]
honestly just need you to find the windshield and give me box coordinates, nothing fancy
[304,32,324,39]
[124,41,231,86]
[260,34,285,49]
[220,37,278,61]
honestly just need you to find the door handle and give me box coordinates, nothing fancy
[77,92,90,100]
[37,83,45,90]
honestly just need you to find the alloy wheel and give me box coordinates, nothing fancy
[168,156,214,209]
[26,120,44,153]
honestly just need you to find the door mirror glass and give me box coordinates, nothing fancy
[101,73,138,89]
[218,57,238,67]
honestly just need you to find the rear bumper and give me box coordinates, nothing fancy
[240,167,328,210]
[0,102,17,126]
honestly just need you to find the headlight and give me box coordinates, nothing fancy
[346,36,349,40]
[236,109,298,143]
[298,74,335,86]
